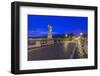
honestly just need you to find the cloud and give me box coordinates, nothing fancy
[28,30,60,37]
[28,30,48,37]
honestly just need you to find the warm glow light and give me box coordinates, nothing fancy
[75,37,80,40]
[63,41,68,52]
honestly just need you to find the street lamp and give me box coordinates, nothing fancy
[80,32,83,36]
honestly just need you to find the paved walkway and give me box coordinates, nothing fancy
[28,42,87,61]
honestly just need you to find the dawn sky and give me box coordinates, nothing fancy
[28,15,88,37]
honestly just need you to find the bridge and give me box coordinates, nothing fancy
[28,39,87,61]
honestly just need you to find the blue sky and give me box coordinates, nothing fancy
[28,15,88,37]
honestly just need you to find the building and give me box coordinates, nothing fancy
[48,24,52,39]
